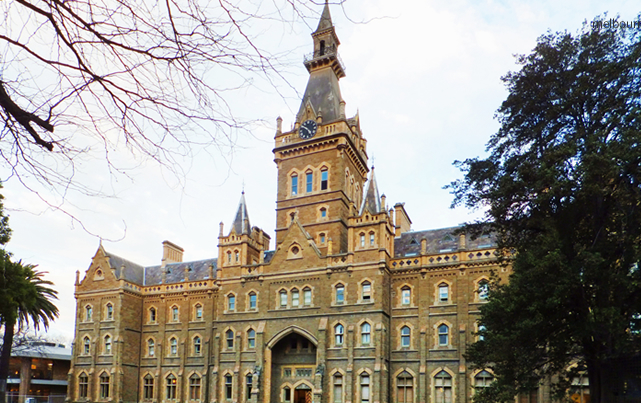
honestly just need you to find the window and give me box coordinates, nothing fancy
[171,306,179,322]
[249,292,257,310]
[166,374,177,400]
[195,304,203,320]
[106,303,113,320]
[361,322,371,345]
[225,374,233,400]
[401,287,411,305]
[320,207,327,218]
[360,374,370,403]
[434,371,452,403]
[104,335,112,355]
[333,374,343,403]
[303,288,312,306]
[360,233,365,247]
[439,284,449,302]
[519,389,539,403]
[401,326,411,348]
[291,175,298,195]
[320,233,326,244]
[283,386,291,403]
[362,282,371,301]
[291,288,300,307]
[369,232,375,246]
[335,284,345,304]
[170,337,178,356]
[478,324,486,341]
[189,374,201,400]
[148,339,155,357]
[321,169,328,190]
[438,324,449,346]
[85,305,92,322]
[246,374,253,399]
[78,373,88,399]
[83,337,91,355]
[193,336,202,355]
[227,251,232,264]
[478,280,489,300]
[570,375,589,403]
[247,329,256,349]
[306,172,313,193]
[397,371,413,403]
[100,373,110,399]
[474,370,493,389]
[149,307,156,323]
[280,290,288,307]
[227,294,236,311]
[143,374,154,400]
[226,330,234,349]
[235,251,239,263]
[335,324,345,346]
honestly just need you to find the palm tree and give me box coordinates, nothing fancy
[0,251,59,402]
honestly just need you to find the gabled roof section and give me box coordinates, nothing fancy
[359,166,381,215]
[103,249,145,284]
[144,258,217,286]
[314,1,333,33]
[394,227,498,257]
[231,191,251,235]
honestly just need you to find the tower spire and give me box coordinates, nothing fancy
[359,166,382,215]
[231,191,251,235]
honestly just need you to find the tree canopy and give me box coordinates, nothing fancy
[448,17,641,403]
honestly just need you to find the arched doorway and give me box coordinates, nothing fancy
[270,332,317,403]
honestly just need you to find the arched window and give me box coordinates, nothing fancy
[360,374,370,403]
[361,281,371,301]
[166,374,177,399]
[105,303,113,320]
[474,370,493,389]
[189,374,201,400]
[169,337,178,356]
[279,290,288,307]
[100,373,110,399]
[333,374,343,403]
[291,174,298,196]
[195,304,203,320]
[320,207,327,218]
[306,171,313,193]
[303,287,312,306]
[369,232,375,246]
[248,292,257,310]
[320,40,326,56]
[360,233,365,247]
[434,371,452,403]
[319,233,326,244]
[227,294,236,311]
[193,336,201,355]
[234,250,239,263]
[149,307,156,323]
[247,329,256,349]
[104,335,112,355]
[283,386,291,403]
[321,168,329,190]
[397,371,413,403]
[147,339,155,357]
[478,280,490,300]
[78,373,89,399]
[361,322,371,345]
[335,324,345,346]
[439,283,449,303]
[401,287,411,306]
[171,306,179,322]
[438,324,449,346]
[225,374,233,400]
[335,284,345,305]
[85,305,92,322]
[227,251,232,264]
[291,288,300,307]
[246,373,253,399]
[226,330,234,349]
[143,374,154,399]
[83,336,90,355]
[401,326,411,347]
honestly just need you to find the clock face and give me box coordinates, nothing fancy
[298,120,318,139]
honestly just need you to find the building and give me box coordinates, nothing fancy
[8,341,71,403]
[68,4,522,403]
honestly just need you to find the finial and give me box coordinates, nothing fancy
[371,155,375,170]
[242,180,245,194]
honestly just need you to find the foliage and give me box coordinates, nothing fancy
[448,17,641,403]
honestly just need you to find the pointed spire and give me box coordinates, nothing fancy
[231,191,251,235]
[359,166,382,215]
[315,1,333,33]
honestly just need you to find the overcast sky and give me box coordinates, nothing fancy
[3,0,639,343]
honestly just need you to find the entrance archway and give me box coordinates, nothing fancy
[270,332,317,403]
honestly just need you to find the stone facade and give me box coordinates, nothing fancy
[68,4,517,403]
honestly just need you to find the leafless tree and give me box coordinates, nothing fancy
[0,0,329,213]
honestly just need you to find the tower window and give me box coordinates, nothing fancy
[249,292,257,310]
[225,374,233,400]
[291,175,298,195]
[195,304,203,320]
[439,283,449,302]
[227,251,232,264]
[303,287,312,306]
[148,339,155,357]
[320,40,326,56]
[361,322,371,345]
[401,326,411,347]
[291,288,300,307]
[227,294,236,311]
[190,374,201,400]
[369,232,375,246]
[362,282,371,301]
[106,303,113,320]
[247,329,256,349]
[321,169,328,190]
[166,374,177,400]
[401,287,411,306]
[226,330,234,349]
[280,290,288,307]
[83,337,91,355]
[320,233,326,244]
[438,324,449,346]
[193,336,201,355]
[335,324,344,346]
[335,284,345,304]
[170,337,178,356]
[306,172,313,193]
[149,307,156,323]
[360,233,365,247]
[78,373,89,399]
[143,374,154,400]
[100,373,110,399]
[320,207,327,218]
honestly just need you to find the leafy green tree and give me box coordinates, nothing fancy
[449,17,641,403]
[0,253,59,402]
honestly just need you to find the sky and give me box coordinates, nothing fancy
[2,0,639,343]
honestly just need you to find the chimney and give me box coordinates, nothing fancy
[161,240,184,268]
[394,203,412,237]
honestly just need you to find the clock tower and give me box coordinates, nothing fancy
[273,2,369,253]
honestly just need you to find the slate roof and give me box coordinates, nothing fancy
[231,192,251,235]
[12,342,72,361]
[143,258,217,286]
[394,227,497,258]
[105,252,145,284]
[314,2,333,33]
[297,67,343,123]
[359,166,381,215]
